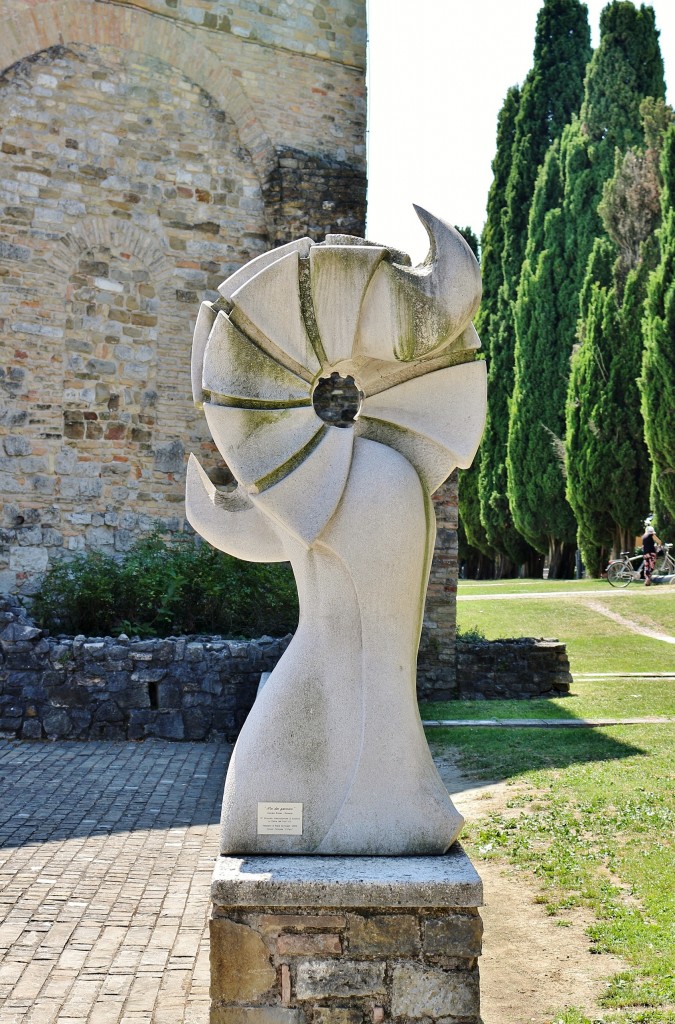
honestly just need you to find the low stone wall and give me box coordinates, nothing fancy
[456,637,572,700]
[0,598,290,742]
[1,598,571,741]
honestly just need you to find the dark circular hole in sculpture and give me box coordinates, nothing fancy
[312,372,363,428]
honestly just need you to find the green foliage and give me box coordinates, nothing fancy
[566,100,673,564]
[604,254,655,533]
[458,462,492,556]
[508,144,578,572]
[474,85,521,351]
[557,1,665,362]
[465,86,521,569]
[640,125,675,519]
[454,225,479,262]
[599,147,662,279]
[581,2,664,152]
[480,286,539,568]
[478,1,590,569]
[31,550,123,637]
[32,532,299,638]
[565,238,620,572]
[509,1,666,571]
[502,0,592,289]
[455,624,487,643]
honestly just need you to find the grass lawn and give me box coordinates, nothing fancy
[424,580,675,1024]
[456,586,675,676]
[458,578,611,595]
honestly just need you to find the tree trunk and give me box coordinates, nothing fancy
[493,553,520,579]
[547,539,577,579]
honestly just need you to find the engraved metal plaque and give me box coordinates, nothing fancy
[257,802,303,835]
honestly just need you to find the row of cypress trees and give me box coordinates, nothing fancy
[460,0,674,578]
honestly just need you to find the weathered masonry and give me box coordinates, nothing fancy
[0,0,367,594]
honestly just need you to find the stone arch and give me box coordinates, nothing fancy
[48,217,174,299]
[0,0,276,199]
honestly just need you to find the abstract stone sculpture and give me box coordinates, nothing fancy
[186,207,486,855]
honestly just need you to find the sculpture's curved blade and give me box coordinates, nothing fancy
[202,312,311,406]
[355,207,482,363]
[309,244,386,364]
[191,301,218,407]
[185,454,286,563]
[359,359,487,493]
[218,237,314,301]
[203,403,324,491]
[230,250,321,375]
[251,426,354,548]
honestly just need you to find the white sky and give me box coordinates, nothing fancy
[366,0,675,263]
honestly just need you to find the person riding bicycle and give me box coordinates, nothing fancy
[642,525,662,586]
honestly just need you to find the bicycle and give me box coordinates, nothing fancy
[606,542,675,587]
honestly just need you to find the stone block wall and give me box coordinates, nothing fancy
[1,593,572,740]
[419,472,459,700]
[455,637,572,701]
[209,906,482,1024]
[0,597,291,741]
[0,0,367,594]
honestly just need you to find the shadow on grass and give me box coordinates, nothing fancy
[0,738,229,850]
[426,721,646,781]
[421,694,590,722]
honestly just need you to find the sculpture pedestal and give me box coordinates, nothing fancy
[210,848,483,1024]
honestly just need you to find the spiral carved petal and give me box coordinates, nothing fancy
[359,360,487,493]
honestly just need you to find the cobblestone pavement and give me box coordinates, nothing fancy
[0,739,229,1024]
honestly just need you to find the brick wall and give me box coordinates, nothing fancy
[0,0,367,594]
[419,472,459,700]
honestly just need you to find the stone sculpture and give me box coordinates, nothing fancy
[186,207,486,855]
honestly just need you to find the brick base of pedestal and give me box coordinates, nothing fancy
[210,846,483,1024]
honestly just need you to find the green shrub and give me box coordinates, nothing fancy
[457,624,487,643]
[32,532,299,639]
[31,550,122,636]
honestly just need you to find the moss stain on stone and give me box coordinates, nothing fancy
[253,425,327,493]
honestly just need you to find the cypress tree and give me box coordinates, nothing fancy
[458,86,520,571]
[502,0,592,289]
[607,254,656,544]
[566,242,657,567]
[478,0,590,572]
[640,124,675,520]
[514,1,665,572]
[565,238,618,575]
[558,3,665,327]
[566,93,671,569]
[458,466,495,577]
[565,105,670,569]
[454,223,495,574]
[475,86,521,350]
[507,143,578,575]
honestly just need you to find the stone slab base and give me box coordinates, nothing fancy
[210,846,483,1024]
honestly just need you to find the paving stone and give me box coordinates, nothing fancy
[0,739,229,1023]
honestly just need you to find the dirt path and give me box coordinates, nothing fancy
[581,597,675,644]
[435,754,627,1024]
